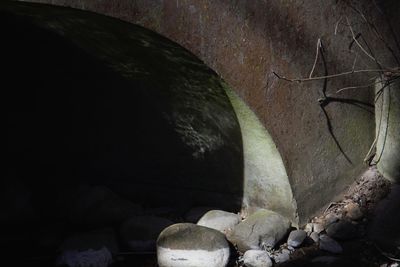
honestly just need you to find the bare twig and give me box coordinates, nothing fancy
[374,244,400,262]
[309,38,321,78]
[351,53,358,70]
[334,17,343,35]
[346,16,378,63]
[273,68,386,82]
[349,4,400,65]
[336,79,380,93]
[364,136,377,164]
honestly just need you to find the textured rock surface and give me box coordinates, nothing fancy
[287,230,307,248]
[197,210,241,233]
[227,209,290,252]
[120,216,173,251]
[157,223,229,267]
[243,250,272,267]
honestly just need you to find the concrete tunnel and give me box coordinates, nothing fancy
[3,1,296,229]
[3,0,400,266]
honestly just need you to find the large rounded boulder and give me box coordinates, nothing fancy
[157,223,230,267]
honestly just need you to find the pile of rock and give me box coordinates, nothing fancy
[156,208,292,267]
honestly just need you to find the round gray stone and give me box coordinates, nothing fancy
[157,223,229,267]
[197,210,241,233]
[243,250,272,267]
[287,230,307,248]
[227,209,290,252]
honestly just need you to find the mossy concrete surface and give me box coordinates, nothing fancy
[20,0,390,224]
[375,78,400,182]
[225,87,298,225]
[3,1,243,212]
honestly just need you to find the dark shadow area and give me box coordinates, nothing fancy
[2,2,243,266]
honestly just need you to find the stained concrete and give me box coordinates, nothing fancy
[2,1,243,214]
[375,77,400,182]
[18,0,398,224]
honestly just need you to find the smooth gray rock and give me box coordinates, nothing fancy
[197,210,241,233]
[326,220,357,240]
[227,209,290,252]
[68,186,143,226]
[287,230,307,248]
[120,216,173,252]
[157,223,230,267]
[319,235,343,254]
[243,250,272,267]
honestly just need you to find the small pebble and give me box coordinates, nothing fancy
[287,230,307,248]
[243,250,272,267]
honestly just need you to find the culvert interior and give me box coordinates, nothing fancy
[3,1,400,266]
[3,2,296,265]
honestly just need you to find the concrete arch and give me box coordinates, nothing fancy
[3,1,297,224]
[17,0,387,224]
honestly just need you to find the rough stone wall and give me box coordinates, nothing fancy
[19,0,400,222]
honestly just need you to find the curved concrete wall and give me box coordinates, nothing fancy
[3,2,245,215]
[375,78,400,182]
[17,0,400,222]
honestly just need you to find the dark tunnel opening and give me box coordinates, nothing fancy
[2,2,243,265]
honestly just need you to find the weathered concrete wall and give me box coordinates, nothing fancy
[375,77,400,182]
[2,2,244,214]
[17,0,400,221]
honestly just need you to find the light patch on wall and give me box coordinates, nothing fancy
[224,85,298,225]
